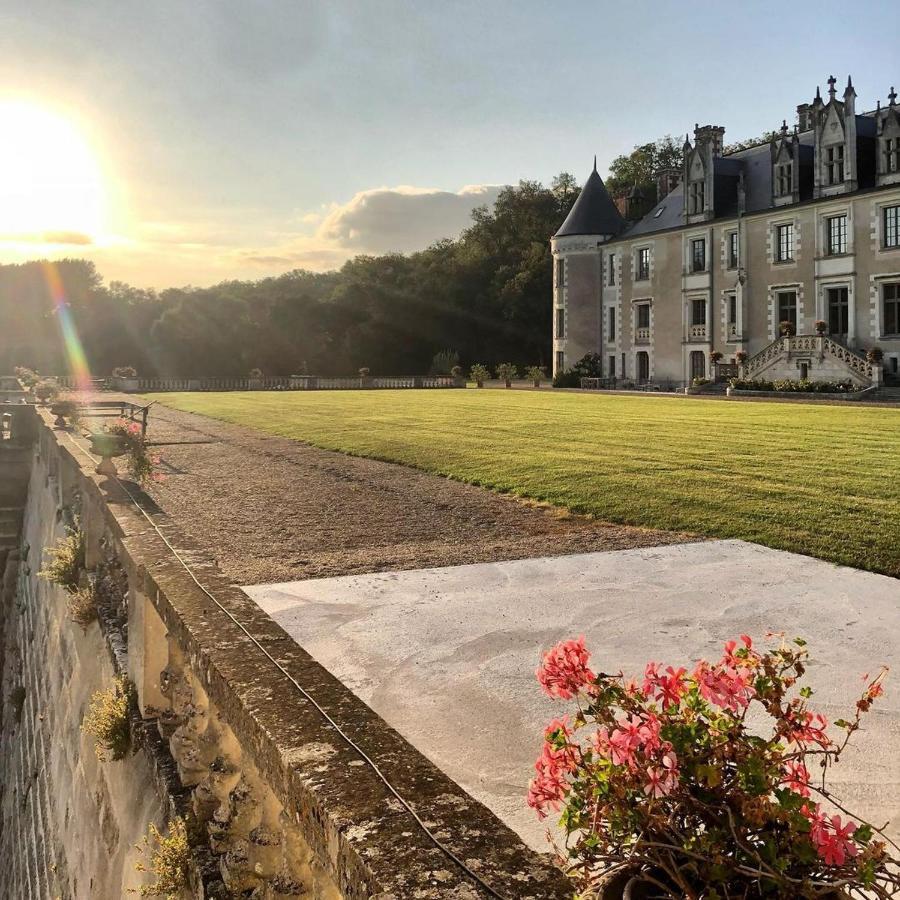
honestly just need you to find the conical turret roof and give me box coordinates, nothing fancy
[554,163,625,238]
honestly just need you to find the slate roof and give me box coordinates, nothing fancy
[554,167,625,237]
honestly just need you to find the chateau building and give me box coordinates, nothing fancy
[551,76,900,388]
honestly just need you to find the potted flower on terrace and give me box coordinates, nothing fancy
[96,419,161,485]
[780,320,796,337]
[867,346,884,364]
[496,363,518,388]
[815,320,828,336]
[528,633,898,899]
[469,363,490,388]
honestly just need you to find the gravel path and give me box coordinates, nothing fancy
[120,402,696,585]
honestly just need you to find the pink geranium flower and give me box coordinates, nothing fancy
[782,760,811,797]
[537,636,596,700]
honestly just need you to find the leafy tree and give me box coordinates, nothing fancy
[605,136,683,202]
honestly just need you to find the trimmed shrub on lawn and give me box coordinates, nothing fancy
[469,363,490,387]
[495,363,517,387]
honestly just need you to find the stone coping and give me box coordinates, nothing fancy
[36,407,570,900]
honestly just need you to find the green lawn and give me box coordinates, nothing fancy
[150,390,900,577]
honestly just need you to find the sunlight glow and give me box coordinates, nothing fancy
[0,100,107,243]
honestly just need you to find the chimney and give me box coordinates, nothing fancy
[655,168,680,201]
[796,103,814,132]
[694,124,726,158]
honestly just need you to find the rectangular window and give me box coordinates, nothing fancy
[690,181,705,214]
[728,293,737,325]
[727,232,738,268]
[827,215,847,255]
[555,258,565,287]
[827,287,849,335]
[555,350,565,373]
[883,283,900,336]
[826,145,845,185]
[691,297,706,326]
[637,304,651,329]
[776,223,794,262]
[608,253,616,285]
[886,138,900,174]
[608,355,616,377]
[884,206,900,249]
[555,308,565,339]
[691,238,706,272]
[637,247,650,280]
[608,307,616,341]
[777,291,797,330]
[777,163,792,196]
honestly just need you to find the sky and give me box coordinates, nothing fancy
[0,0,897,288]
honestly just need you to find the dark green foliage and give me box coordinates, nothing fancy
[2,175,582,378]
[552,352,604,388]
[605,136,683,203]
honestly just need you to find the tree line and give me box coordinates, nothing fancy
[1,139,693,379]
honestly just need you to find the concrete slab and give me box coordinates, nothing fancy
[244,539,900,851]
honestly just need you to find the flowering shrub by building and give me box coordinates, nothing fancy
[107,419,162,486]
[528,634,898,899]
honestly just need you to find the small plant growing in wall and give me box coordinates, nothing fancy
[107,419,162,486]
[526,365,546,387]
[82,675,133,761]
[40,524,86,593]
[469,363,490,387]
[495,363,517,387]
[67,581,98,629]
[134,816,191,899]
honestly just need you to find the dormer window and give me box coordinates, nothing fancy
[689,182,705,215]
[776,163,792,196]
[886,138,900,174]
[825,145,845,185]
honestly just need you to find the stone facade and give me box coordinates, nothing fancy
[553,76,900,386]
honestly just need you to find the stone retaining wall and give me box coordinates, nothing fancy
[0,407,570,899]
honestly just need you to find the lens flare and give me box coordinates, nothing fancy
[42,262,92,391]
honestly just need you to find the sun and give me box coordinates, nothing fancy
[0,100,107,243]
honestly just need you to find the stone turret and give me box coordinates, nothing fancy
[550,160,625,375]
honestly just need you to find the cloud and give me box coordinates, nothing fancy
[0,230,94,245]
[315,184,504,255]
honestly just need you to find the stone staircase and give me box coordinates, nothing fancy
[743,334,877,387]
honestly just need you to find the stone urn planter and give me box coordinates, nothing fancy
[89,432,126,477]
[50,401,78,428]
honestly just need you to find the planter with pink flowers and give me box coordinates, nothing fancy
[528,634,896,899]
